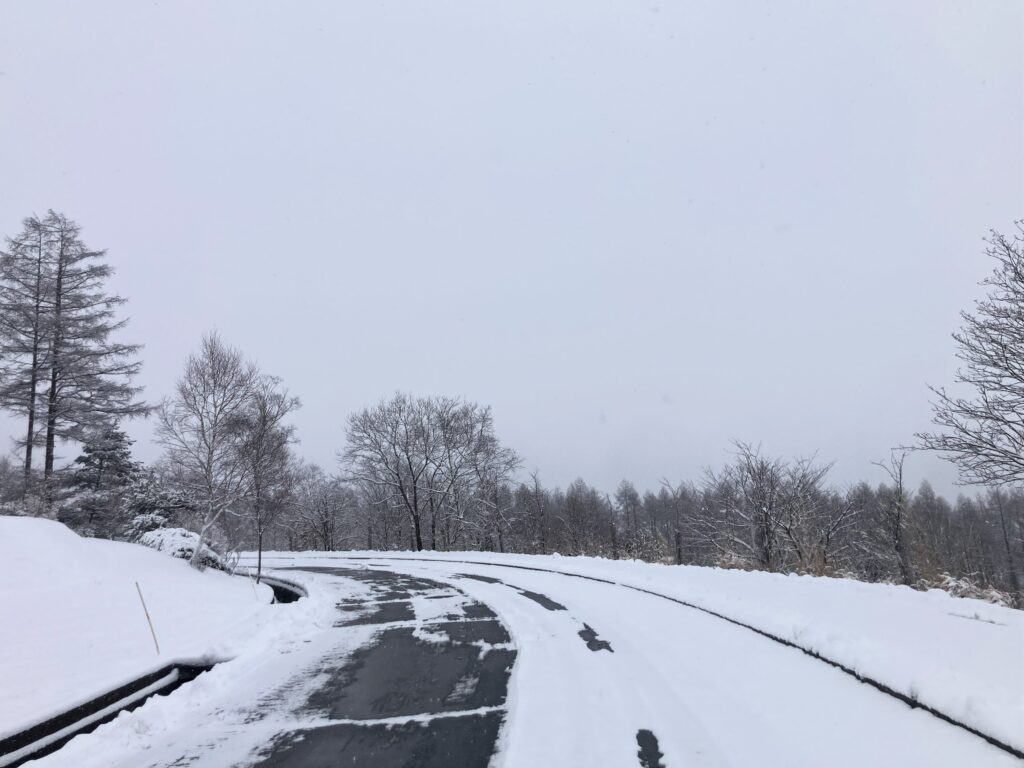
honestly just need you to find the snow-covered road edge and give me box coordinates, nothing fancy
[246,550,1024,757]
[0,567,312,767]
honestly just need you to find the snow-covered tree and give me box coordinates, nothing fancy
[235,375,299,581]
[0,212,146,503]
[342,393,519,552]
[285,463,359,551]
[156,332,258,567]
[37,212,146,490]
[919,223,1024,485]
[0,216,53,488]
[118,469,195,541]
[57,424,140,536]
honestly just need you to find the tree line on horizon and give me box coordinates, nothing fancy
[0,212,1021,606]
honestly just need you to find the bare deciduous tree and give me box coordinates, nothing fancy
[341,393,518,552]
[919,223,1024,486]
[156,333,257,567]
[235,375,300,581]
[872,451,915,585]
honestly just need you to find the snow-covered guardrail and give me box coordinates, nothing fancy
[236,571,307,603]
[0,662,215,768]
[0,568,306,768]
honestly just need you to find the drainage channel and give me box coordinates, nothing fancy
[0,576,306,768]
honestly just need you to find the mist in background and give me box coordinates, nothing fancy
[1,0,1022,496]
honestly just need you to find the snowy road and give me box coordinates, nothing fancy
[322,557,1019,768]
[28,555,1021,768]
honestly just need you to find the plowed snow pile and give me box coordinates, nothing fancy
[0,516,274,739]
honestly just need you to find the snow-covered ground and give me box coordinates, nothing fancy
[19,566,381,768]
[254,551,1024,759]
[0,517,277,741]
[5,541,1021,767]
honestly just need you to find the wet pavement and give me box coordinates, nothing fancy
[253,567,515,768]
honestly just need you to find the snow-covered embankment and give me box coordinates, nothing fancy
[0,517,274,741]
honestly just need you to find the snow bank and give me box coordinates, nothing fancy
[25,569,372,768]
[138,527,226,570]
[253,549,1024,753]
[0,516,275,740]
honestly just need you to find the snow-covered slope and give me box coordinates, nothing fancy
[251,550,1024,754]
[0,517,274,739]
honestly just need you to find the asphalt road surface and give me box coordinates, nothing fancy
[31,557,1022,768]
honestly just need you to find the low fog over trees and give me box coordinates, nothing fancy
[1,213,1022,607]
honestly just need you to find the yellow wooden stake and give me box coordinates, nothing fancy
[135,581,160,655]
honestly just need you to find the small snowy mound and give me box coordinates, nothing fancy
[0,516,274,740]
[139,527,227,571]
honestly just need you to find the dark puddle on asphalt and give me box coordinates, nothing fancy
[579,623,614,652]
[637,729,666,768]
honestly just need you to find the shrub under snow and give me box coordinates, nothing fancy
[139,527,228,571]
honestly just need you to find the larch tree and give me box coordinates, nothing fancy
[40,212,146,488]
[0,215,54,487]
[0,212,146,502]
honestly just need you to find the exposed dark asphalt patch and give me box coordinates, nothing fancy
[428,620,510,646]
[303,626,514,719]
[451,601,496,620]
[457,573,566,611]
[457,573,504,584]
[579,624,614,652]
[637,729,666,767]
[254,567,515,767]
[516,588,567,611]
[255,712,504,768]
[333,600,415,626]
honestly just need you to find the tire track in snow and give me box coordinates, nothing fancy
[312,554,1024,761]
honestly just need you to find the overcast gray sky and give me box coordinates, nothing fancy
[1,1,1022,497]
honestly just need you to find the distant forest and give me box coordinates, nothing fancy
[1,212,1022,608]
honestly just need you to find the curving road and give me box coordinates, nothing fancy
[258,556,1019,768]
[32,556,1020,768]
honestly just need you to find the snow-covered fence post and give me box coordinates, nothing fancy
[135,581,161,655]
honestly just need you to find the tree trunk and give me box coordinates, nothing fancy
[43,246,65,502]
[21,229,46,490]
[23,359,37,487]
[257,529,264,583]
[412,514,423,551]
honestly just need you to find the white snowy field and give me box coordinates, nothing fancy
[4,537,1021,767]
[0,517,276,740]
[253,550,1024,758]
